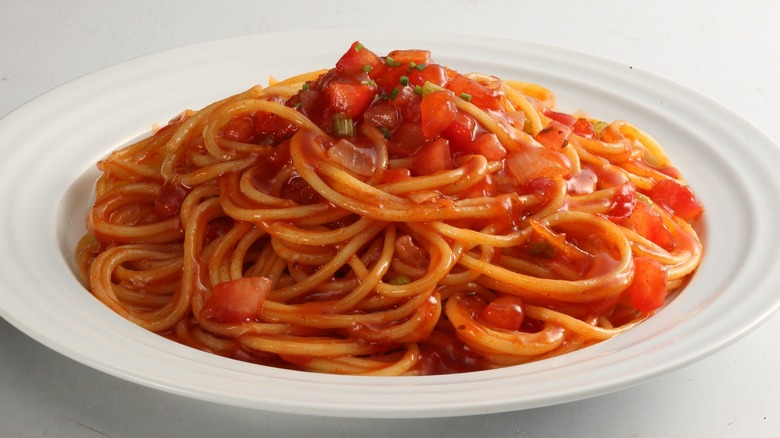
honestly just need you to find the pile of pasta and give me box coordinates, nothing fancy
[77,42,703,375]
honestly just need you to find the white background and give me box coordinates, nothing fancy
[2,0,779,436]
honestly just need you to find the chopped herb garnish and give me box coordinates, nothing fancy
[363,64,372,73]
[415,63,427,71]
[293,102,302,109]
[385,56,401,67]
[390,87,399,100]
[380,127,392,139]
[360,79,378,88]
[399,75,409,86]
[332,112,355,137]
[460,92,472,102]
[301,83,309,90]
[355,42,364,51]
[413,85,423,95]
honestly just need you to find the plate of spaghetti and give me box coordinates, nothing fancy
[1,30,779,418]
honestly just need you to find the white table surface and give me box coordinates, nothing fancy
[2,0,779,436]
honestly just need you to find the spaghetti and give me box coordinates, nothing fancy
[76,42,704,375]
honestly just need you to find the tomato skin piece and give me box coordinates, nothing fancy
[420,90,457,139]
[481,295,525,331]
[625,257,668,312]
[200,277,272,323]
[410,137,453,176]
[336,41,383,75]
[647,179,704,222]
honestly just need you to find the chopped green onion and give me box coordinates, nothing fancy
[459,92,472,102]
[399,75,409,86]
[360,79,378,88]
[380,127,392,139]
[332,112,355,137]
[363,64,372,73]
[355,42,365,51]
[415,63,427,71]
[413,85,423,95]
[385,56,401,67]
[301,83,309,90]
[419,81,445,96]
[408,61,417,70]
[389,87,399,100]
[293,102,302,109]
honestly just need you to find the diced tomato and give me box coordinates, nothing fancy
[380,167,411,184]
[371,64,407,94]
[621,201,674,250]
[543,109,577,126]
[386,49,432,66]
[420,91,457,138]
[481,295,525,331]
[408,64,449,88]
[253,111,298,143]
[336,41,383,75]
[606,183,637,221]
[572,118,596,138]
[505,146,571,185]
[389,122,425,156]
[390,85,422,122]
[467,132,506,161]
[647,178,704,222]
[154,181,189,219]
[441,112,478,151]
[200,277,272,323]
[624,256,668,312]
[447,74,502,110]
[534,120,573,150]
[410,137,453,176]
[324,79,376,118]
[363,101,401,129]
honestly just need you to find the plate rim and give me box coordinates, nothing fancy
[1,29,780,418]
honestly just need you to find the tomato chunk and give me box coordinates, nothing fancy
[336,41,383,75]
[408,64,449,88]
[481,295,525,331]
[625,257,668,312]
[647,179,704,222]
[420,91,457,138]
[324,80,376,118]
[447,74,502,110]
[534,120,573,150]
[410,137,453,175]
[200,277,272,323]
[621,201,674,250]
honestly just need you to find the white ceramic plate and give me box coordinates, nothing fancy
[1,30,779,418]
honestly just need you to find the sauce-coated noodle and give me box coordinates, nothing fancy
[77,42,703,375]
